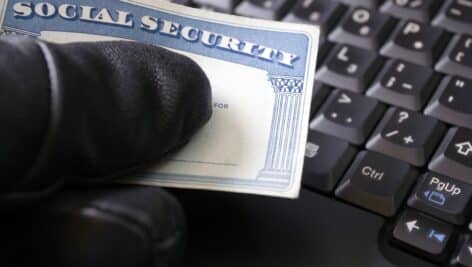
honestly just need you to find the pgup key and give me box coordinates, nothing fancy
[408,172,472,225]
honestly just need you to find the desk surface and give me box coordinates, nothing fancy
[177,188,436,267]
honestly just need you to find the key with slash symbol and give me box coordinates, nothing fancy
[367,107,446,166]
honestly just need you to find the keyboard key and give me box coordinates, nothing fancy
[316,44,383,92]
[310,90,385,145]
[408,173,472,225]
[380,0,442,23]
[429,127,472,183]
[432,0,472,35]
[235,0,296,20]
[335,151,417,216]
[367,60,440,111]
[451,235,472,267]
[328,7,397,50]
[336,0,381,9]
[393,209,454,255]
[283,0,346,39]
[317,40,334,68]
[436,34,472,78]
[310,82,331,117]
[193,0,241,12]
[380,20,450,66]
[302,131,356,192]
[366,108,445,166]
[425,76,472,129]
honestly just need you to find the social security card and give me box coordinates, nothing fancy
[0,0,320,198]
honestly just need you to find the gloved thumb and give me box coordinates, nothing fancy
[0,36,212,206]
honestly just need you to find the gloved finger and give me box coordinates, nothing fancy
[0,36,212,206]
[3,185,186,267]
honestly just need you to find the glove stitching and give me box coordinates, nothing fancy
[89,203,184,267]
[19,40,64,190]
[0,179,63,208]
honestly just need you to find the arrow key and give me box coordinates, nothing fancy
[393,209,454,256]
[451,235,472,267]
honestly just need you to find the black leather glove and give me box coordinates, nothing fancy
[0,36,212,267]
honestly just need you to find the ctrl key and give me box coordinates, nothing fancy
[393,210,454,256]
[335,151,417,217]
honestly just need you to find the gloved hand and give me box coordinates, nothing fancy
[0,36,212,267]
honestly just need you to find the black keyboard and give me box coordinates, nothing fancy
[170,0,472,266]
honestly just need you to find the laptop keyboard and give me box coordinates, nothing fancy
[170,0,472,265]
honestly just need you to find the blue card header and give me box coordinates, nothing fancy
[3,0,311,76]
